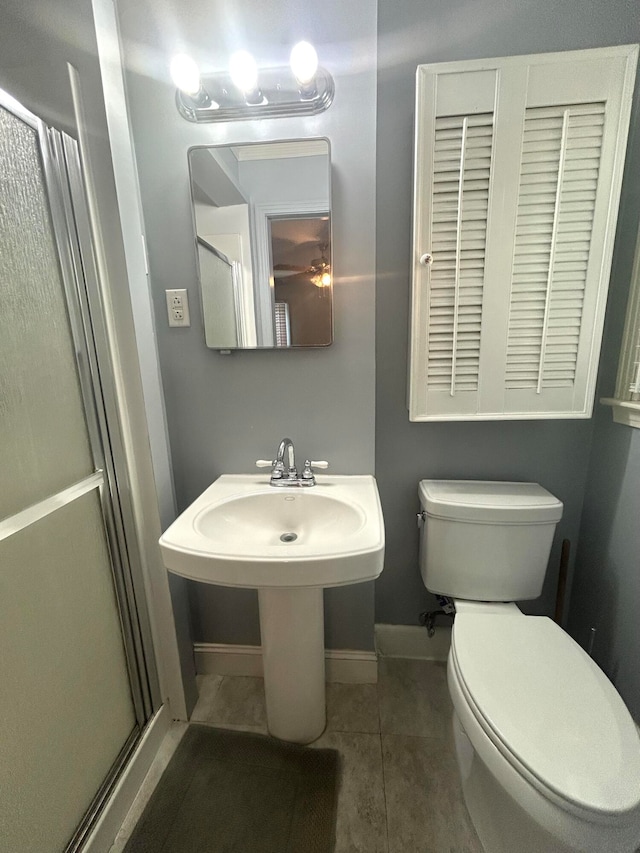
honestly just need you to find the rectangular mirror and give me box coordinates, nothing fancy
[188,139,332,349]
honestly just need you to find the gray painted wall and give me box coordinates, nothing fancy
[569,410,640,722]
[567,173,640,720]
[375,0,640,627]
[118,0,378,649]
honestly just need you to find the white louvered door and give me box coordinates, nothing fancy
[410,67,498,418]
[409,46,638,421]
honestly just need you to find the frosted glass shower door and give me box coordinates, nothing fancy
[0,97,144,851]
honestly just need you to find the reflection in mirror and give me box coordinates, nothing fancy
[188,139,332,349]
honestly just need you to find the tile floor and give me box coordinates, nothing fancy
[189,658,483,853]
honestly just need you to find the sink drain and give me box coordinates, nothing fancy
[280,532,298,543]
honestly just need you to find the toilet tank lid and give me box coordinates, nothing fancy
[418,480,563,523]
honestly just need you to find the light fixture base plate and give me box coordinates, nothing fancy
[176,66,334,123]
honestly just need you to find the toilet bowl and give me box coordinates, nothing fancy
[418,480,640,853]
[449,601,640,852]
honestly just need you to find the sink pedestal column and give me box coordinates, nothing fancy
[258,587,325,744]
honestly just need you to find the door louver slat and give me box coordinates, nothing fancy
[506,102,605,391]
[427,113,494,393]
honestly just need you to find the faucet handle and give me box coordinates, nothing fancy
[257,458,284,481]
[301,459,329,481]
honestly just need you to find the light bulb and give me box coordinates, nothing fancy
[170,54,201,95]
[290,41,318,85]
[321,271,331,287]
[229,50,259,93]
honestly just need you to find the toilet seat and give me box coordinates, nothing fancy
[451,609,640,820]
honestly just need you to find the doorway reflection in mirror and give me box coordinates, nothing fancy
[269,215,331,347]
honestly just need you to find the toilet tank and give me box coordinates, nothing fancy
[418,480,563,602]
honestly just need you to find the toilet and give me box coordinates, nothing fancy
[418,479,640,853]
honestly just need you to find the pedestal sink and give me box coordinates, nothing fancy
[159,474,385,743]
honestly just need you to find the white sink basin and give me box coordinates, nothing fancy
[159,474,384,588]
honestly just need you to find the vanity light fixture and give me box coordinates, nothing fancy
[171,41,334,123]
[229,50,264,105]
[170,54,217,109]
[290,41,319,98]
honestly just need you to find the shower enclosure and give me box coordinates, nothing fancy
[0,89,158,851]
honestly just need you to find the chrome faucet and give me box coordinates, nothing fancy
[256,438,328,487]
[274,437,297,482]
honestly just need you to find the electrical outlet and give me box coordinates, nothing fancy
[166,289,190,327]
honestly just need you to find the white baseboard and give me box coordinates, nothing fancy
[194,643,264,677]
[83,704,175,853]
[375,623,451,662]
[193,643,378,684]
[325,649,378,683]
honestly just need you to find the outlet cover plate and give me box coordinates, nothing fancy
[166,289,190,327]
